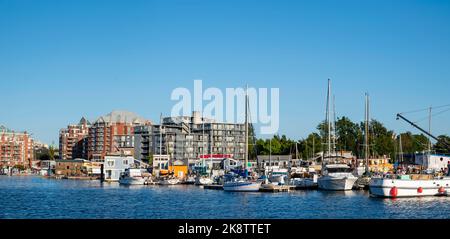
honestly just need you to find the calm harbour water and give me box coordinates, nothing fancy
[1,176,449,219]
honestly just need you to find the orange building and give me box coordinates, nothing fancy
[0,125,34,169]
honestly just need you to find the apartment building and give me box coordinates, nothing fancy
[59,117,90,160]
[88,111,150,161]
[134,111,246,169]
[0,125,34,169]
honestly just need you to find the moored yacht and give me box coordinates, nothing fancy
[195,175,213,185]
[223,173,262,192]
[119,168,150,185]
[318,79,358,191]
[318,164,358,191]
[159,177,180,185]
[222,85,262,192]
[268,168,289,185]
[369,174,450,198]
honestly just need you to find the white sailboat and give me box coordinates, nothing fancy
[223,85,262,192]
[318,79,358,191]
[354,93,373,189]
[195,115,214,186]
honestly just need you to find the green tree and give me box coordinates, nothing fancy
[434,135,450,154]
[398,132,429,154]
[301,133,322,159]
[49,145,56,161]
[336,117,361,155]
[366,120,395,158]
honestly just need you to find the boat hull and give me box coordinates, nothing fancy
[195,177,213,185]
[369,178,450,198]
[223,182,262,192]
[269,175,287,185]
[291,178,318,189]
[119,177,147,185]
[318,177,357,191]
[159,179,180,185]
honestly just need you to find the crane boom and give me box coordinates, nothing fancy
[396,113,450,148]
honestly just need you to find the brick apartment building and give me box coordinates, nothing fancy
[0,125,34,169]
[88,111,151,161]
[59,117,90,160]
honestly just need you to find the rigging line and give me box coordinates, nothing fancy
[400,104,450,115]
[413,108,450,124]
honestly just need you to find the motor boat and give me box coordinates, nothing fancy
[290,174,318,189]
[268,168,288,185]
[369,174,450,198]
[159,177,180,185]
[223,173,262,192]
[183,175,196,185]
[119,168,150,185]
[195,175,213,185]
[318,164,358,191]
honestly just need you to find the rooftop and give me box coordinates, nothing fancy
[94,110,150,125]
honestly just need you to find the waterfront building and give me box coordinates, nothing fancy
[103,155,134,181]
[88,111,151,161]
[38,160,56,176]
[135,111,246,172]
[170,159,189,178]
[0,125,34,169]
[255,155,296,170]
[415,153,450,171]
[55,159,102,177]
[55,159,89,177]
[59,117,90,160]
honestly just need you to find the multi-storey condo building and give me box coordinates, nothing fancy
[88,111,150,161]
[134,112,246,169]
[59,117,90,160]
[0,125,34,169]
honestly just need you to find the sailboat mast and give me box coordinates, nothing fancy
[326,79,332,158]
[364,93,370,173]
[399,134,404,164]
[159,113,163,168]
[428,107,432,154]
[245,85,249,171]
[269,138,272,171]
[210,130,213,177]
[333,94,337,156]
[201,112,205,169]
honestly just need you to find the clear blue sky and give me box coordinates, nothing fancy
[1,0,450,145]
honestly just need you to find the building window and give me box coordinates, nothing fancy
[123,160,128,165]
[107,160,114,167]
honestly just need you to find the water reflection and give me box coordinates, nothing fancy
[1,176,450,219]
